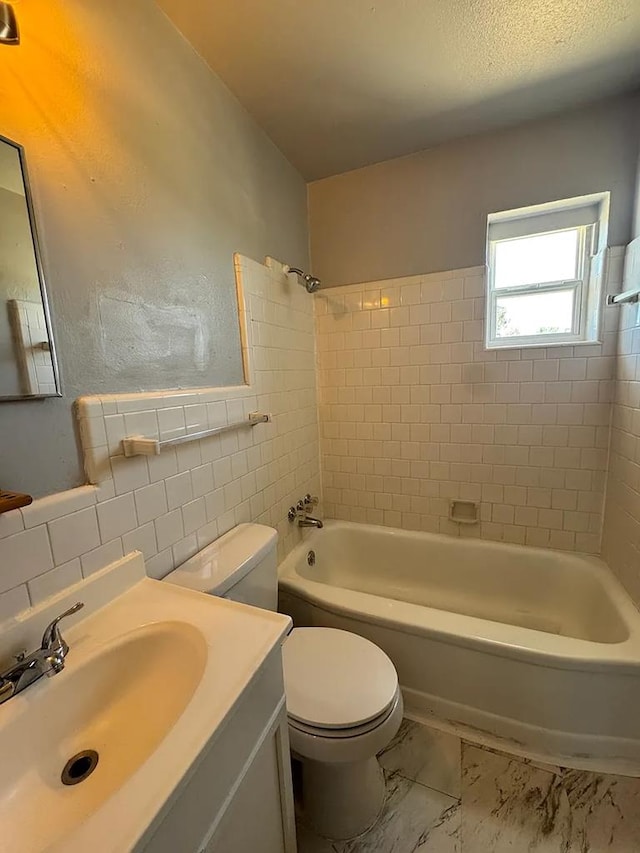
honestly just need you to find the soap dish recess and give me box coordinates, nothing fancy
[449,500,479,525]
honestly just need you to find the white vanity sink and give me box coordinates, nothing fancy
[0,552,292,853]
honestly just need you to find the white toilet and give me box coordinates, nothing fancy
[164,523,403,840]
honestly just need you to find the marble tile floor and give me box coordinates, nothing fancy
[296,719,640,853]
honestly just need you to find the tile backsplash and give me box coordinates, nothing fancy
[0,255,320,623]
[316,252,624,553]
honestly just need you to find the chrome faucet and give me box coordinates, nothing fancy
[0,601,84,705]
[288,495,324,529]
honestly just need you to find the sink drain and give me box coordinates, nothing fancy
[61,750,99,785]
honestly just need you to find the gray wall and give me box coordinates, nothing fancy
[0,0,308,497]
[634,147,640,240]
[309,96,640,287]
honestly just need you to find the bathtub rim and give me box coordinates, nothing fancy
[278,520,640,675]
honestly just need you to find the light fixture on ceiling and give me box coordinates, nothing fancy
[0,2,19,44]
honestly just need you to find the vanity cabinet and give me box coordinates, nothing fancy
[139,650,296,853]
[205,717,292,853]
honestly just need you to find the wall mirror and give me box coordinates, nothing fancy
[0,134,60,400]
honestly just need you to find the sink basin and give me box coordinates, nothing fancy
[0,621,206,852]
[0,550,291,852]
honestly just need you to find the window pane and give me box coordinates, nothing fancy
[495,290,575,339]
[494,229,580,289]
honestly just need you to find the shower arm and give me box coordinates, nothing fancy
[284,265,321,293]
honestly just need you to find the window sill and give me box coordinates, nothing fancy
[485,338,602,352]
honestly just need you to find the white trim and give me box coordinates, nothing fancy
[487,191,609,238]
[488,201,601,241]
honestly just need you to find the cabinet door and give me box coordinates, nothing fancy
[206,719,296,853]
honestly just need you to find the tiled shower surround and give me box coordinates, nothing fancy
[316,252,624,554]
[0,255,320,620]
[603,236,640,605]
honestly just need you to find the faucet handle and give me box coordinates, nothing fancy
[41,602,84,655]
[303,494,319,507]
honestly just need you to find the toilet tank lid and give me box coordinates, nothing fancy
[163,523,277,596]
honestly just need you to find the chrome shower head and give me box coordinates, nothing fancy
[287,266,321,294]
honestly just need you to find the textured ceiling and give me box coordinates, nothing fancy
[158,0,640,179]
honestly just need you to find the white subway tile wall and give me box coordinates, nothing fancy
[0,246,634,623]
[602,237,640,606]
[316,252,624,553]
[0,255,320,621]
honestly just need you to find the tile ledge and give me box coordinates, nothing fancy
[20,485,98,529]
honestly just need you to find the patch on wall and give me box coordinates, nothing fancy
[98,292,209,373]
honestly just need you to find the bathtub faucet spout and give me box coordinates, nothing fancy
[299,516,324,529]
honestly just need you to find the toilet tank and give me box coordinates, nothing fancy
[163,523,278,611]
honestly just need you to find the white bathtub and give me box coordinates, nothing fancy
[278,520,640,775]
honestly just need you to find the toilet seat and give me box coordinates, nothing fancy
[282,627,399,732]
[288,686,402,739]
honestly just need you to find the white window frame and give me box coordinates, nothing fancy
[485,194,609,351]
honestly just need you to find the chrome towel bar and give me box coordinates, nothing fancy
[606,289,640,306]
[121,413,271,457]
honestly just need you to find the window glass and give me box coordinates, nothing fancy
[493,229,580,289]
[495,289,575,338]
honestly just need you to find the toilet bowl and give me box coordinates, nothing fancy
[164,523,402,840]
[283,626,403,839]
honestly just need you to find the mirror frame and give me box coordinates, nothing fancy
[0,132,62,400]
